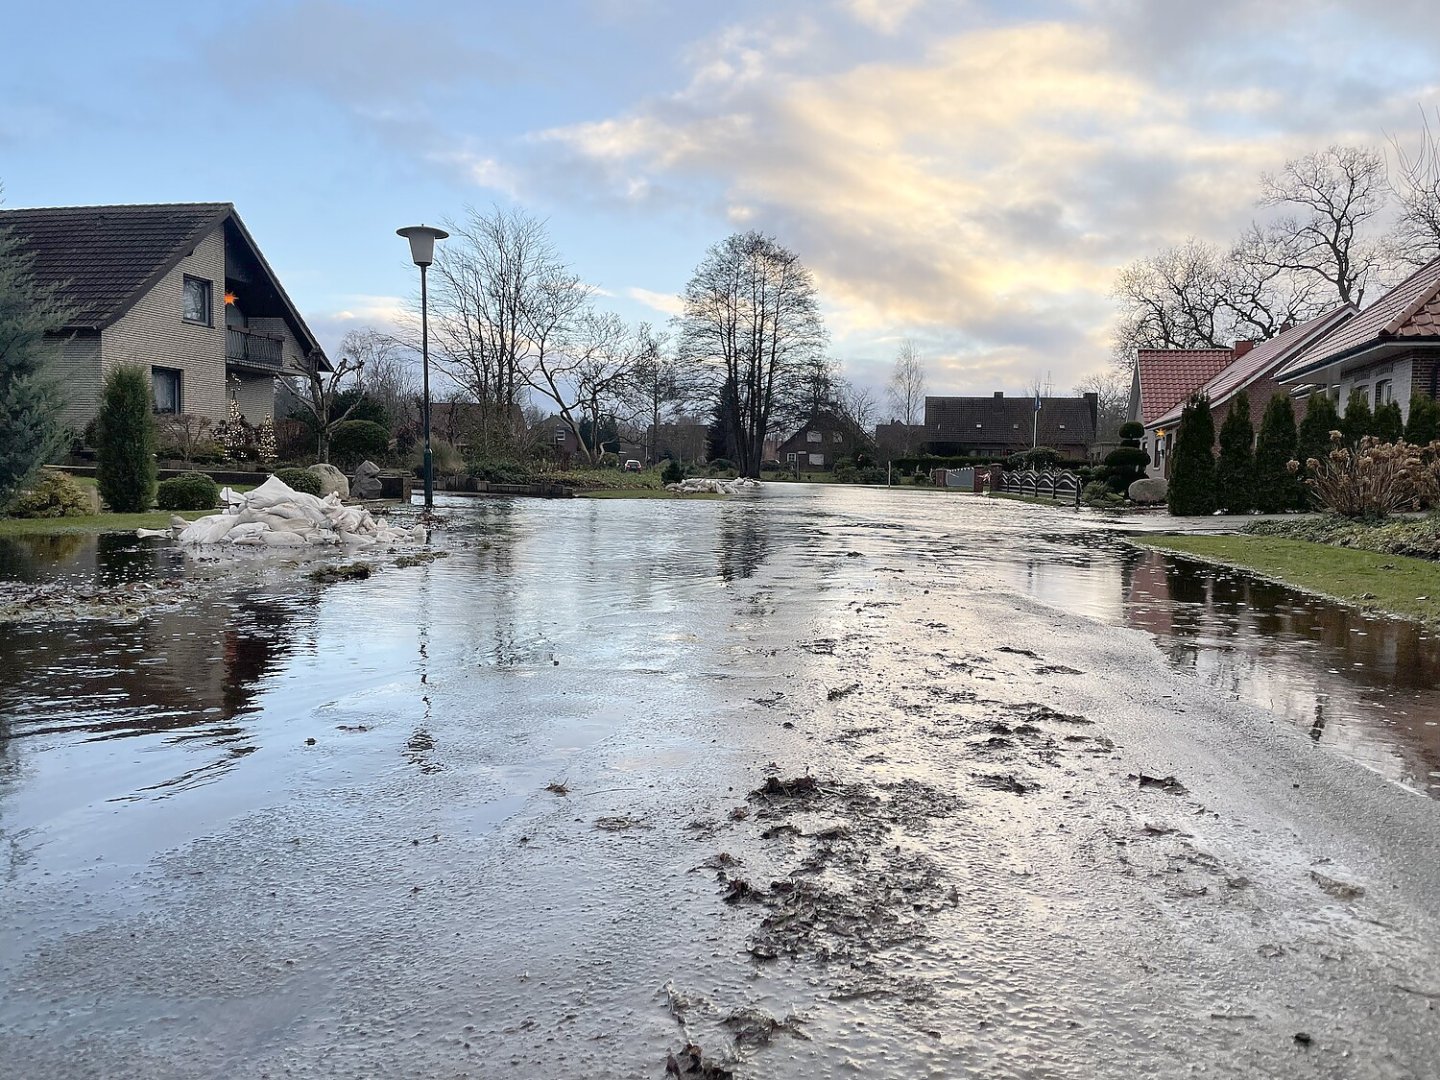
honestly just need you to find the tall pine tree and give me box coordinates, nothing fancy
[1254,393,1302,512]
[1167,394,1217,516]
[1297,393,1341,471]
[95,366,157,512]
[1215,391,1255,514]
[0,219,70,511]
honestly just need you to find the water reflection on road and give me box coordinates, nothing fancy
[1,485,1437,819]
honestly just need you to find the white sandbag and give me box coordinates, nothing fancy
[173,473,423,548]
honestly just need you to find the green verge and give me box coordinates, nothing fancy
[0,510,208,537]
[1133,534,1440,625]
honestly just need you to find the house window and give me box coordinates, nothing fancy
[152,367,182,414]
[554,428,567,444]
[832,431,843,443]
[786,452,797,463]
[1376,379,1393,405]
[183,276,212,325]
[806,430,822,443]
[808,453,824,466]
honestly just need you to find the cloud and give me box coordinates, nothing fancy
[513,8,1440,393]
[626,286,684,315]
[841,0,926,34]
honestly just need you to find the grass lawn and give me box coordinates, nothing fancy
[1135,534,1440,624]
[0,510,209,538]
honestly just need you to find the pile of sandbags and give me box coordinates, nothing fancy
[666,477,762,495]
[141,475,425,548]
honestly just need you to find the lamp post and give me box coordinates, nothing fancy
[397,224,449,510]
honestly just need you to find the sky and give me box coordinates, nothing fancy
[3,0,1439,409]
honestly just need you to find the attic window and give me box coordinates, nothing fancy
[975,423,982,428]
[1059,424,1066,430]
[183,276,212,325]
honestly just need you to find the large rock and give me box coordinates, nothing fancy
[308,463,350,499]
[1128,476,1168,504]
[352,460,383,500]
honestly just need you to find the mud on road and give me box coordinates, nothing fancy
[1,488,1438,1079]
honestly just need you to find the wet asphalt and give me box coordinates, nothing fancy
[1,485,1437,1078]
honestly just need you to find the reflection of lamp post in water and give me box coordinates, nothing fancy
[396,225,449,510]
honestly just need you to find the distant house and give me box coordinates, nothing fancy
[924,392,1098,460]
[1143,305,1356,477]
[1277,258,1440,419]
[1128,348,1234,449]
[874,421,927,458]
[533,414,583,458]
[776,409,869,471]
[0,202,326,427]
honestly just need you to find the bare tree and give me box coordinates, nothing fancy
[1389,109,1440,268]
[423,206,587,456]
[677,231,827,477]
[626,325,696,464]
[346,327,417,440]
[885,339,927,454]
[795,353,840,419]
[1073,369,1131,442]
[288,332,367,462]
[526,310,645,465]
[836,378,879,435]
[1251,144,1389,306]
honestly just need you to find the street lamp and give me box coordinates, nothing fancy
[397,224,449,510]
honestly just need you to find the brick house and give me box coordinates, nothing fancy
[1277,258,1440,419]
[776,409,869,471]
[924,392,1098,460]
[1143,304,1355,478]
[0,202,326,428]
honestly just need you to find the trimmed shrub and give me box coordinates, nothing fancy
[1340,388,1373,446]
[96,365,157,512]
[469,458,533,484]
[1296,393,1341,497]
[1373,400,1404,443]
[1405,394,1440,444]
[709,457,734,472]
[275,467,324,496]
[1255,393,1302,513]
[661,459,684,484]
[1101,447,1149,493]
[1117,421,1145,442]
[156,473,219,511]
[1168,395,1217,516]
[1082,480,1125,508]
[6,470,90,518]
[328,420,390,469]
[1215,391,1255,514]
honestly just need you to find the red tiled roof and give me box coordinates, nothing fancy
[1278,258,1440,380]
[1135,349,1233,425]
[1149,304,1355,429]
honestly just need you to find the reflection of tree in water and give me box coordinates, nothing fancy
[718,505,768,582]
[0,534,88,580]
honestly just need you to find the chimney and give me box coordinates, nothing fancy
[994,391,1004,398]
[1233,339,1255,358]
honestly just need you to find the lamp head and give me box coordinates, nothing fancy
[397,225,450,267]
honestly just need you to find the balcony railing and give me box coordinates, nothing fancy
[226,328,285,369]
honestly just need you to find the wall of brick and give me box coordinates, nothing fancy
[232,373,278,424]
[101,226,228,421]
[40,331,103,428]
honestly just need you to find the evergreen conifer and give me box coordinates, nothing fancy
[1167,394,1217,516]
[1254,393,1301,512]
[1372,399,1404,443]
[96,365,157,512]
[1405,394,1440,445]
[0,221,70,511]
[1340,388,1373,445]
[1215,391,1255,513]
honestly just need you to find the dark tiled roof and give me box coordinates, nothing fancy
[925,395,1097,447]
[0,202,232,329]
[1149,304,1355,429]
[1134,349,1233,425]
[1278,258,1440,380]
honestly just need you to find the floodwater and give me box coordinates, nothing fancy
[1,486,1438,1078]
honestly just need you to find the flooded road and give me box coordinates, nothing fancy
[2,486,1438,1078]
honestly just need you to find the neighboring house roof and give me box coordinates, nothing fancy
[1133,349,1234,425]
[0,201,326,363]
[926,394,1097,446]
[1149,304,1356,430]
[1277,258,1440,381]
[777,409,870,453]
